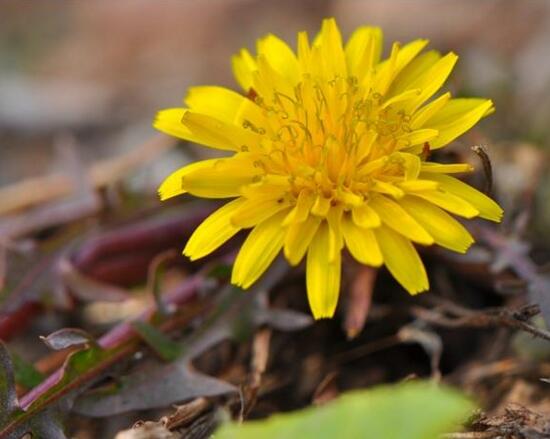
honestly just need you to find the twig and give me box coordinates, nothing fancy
[312,371,339,405]
[240,328,271,420]
[161,398,211,430]
[411,302,550,342]
[397,324,442,382]
[330,335,399,366]
[471,145,493,195]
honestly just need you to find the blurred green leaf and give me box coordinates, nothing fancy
[207,263,233,280]
[11,352,44,389]
[216,381,473,439]
[132,321,182,361]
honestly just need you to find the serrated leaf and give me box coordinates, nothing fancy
[73,359,236,417]
[216,382,473,439]
[73,260,310,416]
[131,321,182,361]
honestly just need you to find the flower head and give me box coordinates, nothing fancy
[155,18,503,319]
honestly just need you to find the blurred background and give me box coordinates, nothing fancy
[1,0,550,234]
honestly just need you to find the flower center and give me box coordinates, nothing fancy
[242,76,416,214]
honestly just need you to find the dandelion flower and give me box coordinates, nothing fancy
[155,18,503,319]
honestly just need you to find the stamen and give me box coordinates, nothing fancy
[253,73,423,215]
[242,119,266,134]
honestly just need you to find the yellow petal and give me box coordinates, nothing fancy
[306,222,341,319]
[232,48,257,91]
[375,225,429,294]
[184,86,265,127]
[399,180,440,192]
[326,206,344,263]
[311,194,331,216]
[427,98,494,149]
[382,88,422,109]
[253,54,295,102]
[398,152,422,180]
[428,98,494,125]
[375,39,429,95]
[422,173,503,222]
[284,214,321,265]
[184,199,244,260]
[372,180,405,198]
[231,209,289,288]
[231,196,291,228]
[410,92,451,130]
[257,34,300,85]
[315,17,347,79]
[403,52,458,112]
[297,30,312,73]
[397,128,439,149]
[400,196,474,253]
[342,215,383,266]
[283,190,315,225]
[240,177,290,200]
[182,156,261,198]
[357,155,389,177]
[410,190,479,219]
[345,26,383,80]
[389,50,442,96]
[154,108,192,142]
[420,162,473,173]
[369,195,434,245]
[183,111,262,152]
[373,41,399,95]
[154,109,232,151]
[158,159,220,201]
[352,203,381,228]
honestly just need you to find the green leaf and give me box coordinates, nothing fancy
[215,381,474,439]
[11,353,45,389]
[132,321,182,361]
[24,344,113,414]
[207,263,233,280]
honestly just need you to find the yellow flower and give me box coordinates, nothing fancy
[155,18,503,319]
